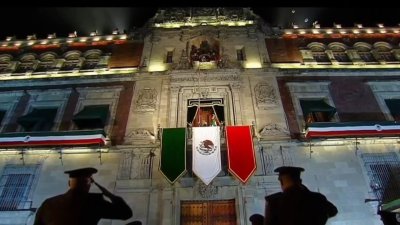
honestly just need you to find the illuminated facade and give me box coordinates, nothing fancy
[0,7,399,225]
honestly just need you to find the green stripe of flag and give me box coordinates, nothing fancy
[160,128,186,184]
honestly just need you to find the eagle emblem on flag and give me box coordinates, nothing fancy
[196,139,217,155]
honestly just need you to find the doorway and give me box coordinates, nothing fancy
[181,199,237,225]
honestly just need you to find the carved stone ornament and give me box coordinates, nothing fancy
[124,129,156,145]
[127,128,155,139]
[259,123,289,136]
[135,88,157,111]
[254,83,278,109]
[197,181,218,198]
[171,73,240,83]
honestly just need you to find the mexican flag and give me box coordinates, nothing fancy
[159,128,186,184]
[192,127,221,185]
[226,126,256,183]
[305,121,400,138]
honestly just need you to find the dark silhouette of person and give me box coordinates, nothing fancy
[264,166,338,225]
[249,213,264,225]
[33,167,133,225]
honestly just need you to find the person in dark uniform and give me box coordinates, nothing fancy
[249,213,264,225]
[33,167,133,225]
[264,166,338,225]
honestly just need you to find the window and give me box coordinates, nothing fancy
[0,63,10,74]
[35,62,54,72]
[73,105,109,130]
[333,52,351,63]
[361,152,400,204]
[385,99,400,121]
[17,108,58,132]
[166,51,173,63]
[300,99,336,123]
[80,60,99,70]
[359,52,377,63]
[0,164,40,211]
[14,63,34,73]
[312,52,331,64]
[236,48,246,61]
[378,52,397,63]
[60,60,79,71]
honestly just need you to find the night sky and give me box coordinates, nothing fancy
[0,7,400,40]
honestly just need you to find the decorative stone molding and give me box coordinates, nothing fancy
[135,88,158,111]
[254,83,278,109]
[196,181,218,198]
[259,123,289,136]
[127,128,155,139]
[170,73,240,83]
[125,128,156,145]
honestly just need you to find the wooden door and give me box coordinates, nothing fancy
[181,199,237,225]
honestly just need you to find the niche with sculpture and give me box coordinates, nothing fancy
[189,36,220,66]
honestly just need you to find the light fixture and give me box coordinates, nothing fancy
[355,23,363,28]
[112,28,119,35]
[334,23,342,28]
[27,34,37,40]
[68,31,77,38]
[47,33,56,39]
[5,36,15,41]
[377,23,384,28]
[90,30,98,36]
[292,24,299,29]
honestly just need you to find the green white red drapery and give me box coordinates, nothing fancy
[159,128,187,184]
[0,129,107,147]
[305,121,400,138]
[225,125,256,183]
[192,127,221,185]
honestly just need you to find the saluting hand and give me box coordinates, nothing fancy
[91,178,115,198]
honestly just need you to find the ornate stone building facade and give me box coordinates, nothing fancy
[0,7,399,225]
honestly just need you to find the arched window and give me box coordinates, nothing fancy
[61,51,81,71]
[307,42,331,64]
[15,53,37,73]
[354,42,376,63]
[35,52,57,73]
[373,42,397,63]
[328,42,350,63]
[81,49,102,70]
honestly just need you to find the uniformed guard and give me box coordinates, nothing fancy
[264,166,338,225]
[33,167,133,225]
[249,213,264,225]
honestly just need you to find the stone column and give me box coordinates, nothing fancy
[230,83,243,125]
[346,49,364,65]
[325,50,337,64]
[160,189,174,225]
[168,86,181,127]
[299,49,316,65]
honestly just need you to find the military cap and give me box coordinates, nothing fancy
[249,213,264,224]
[64,167,98,178]
[274,166,305,178]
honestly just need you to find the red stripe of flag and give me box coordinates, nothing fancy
[226,126,256,183]
[306,129,400,138]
